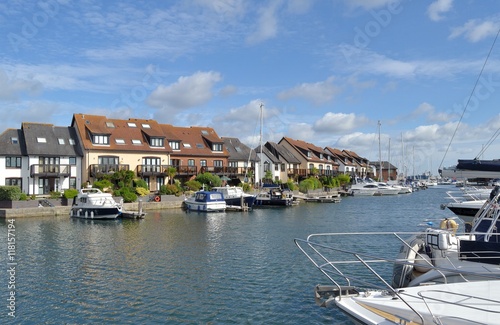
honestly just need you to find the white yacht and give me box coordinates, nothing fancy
[70,187,122,219]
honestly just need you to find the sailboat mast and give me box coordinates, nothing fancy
[378,121,382,181]
[259,103,263,186]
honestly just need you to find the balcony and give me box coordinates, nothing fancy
[90,164,130,177]
[30,164,71,177]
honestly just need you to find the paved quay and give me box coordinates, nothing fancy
[0,196,185,219]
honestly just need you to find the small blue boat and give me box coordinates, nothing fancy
[184,190,226,212]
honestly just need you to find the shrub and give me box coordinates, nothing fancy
[93,179,113,191]
[116,187,137,203]
[63,189,79,199]
[19,193,28,201]
[134,179,148,189]
[0,186,22,201]
[135,187,149,196]
[160,184,180,195]
[184,180,202,191]
[49,191,62,199]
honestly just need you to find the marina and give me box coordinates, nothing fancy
[0,186,462,324]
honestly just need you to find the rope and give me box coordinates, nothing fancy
[438,27,500,169]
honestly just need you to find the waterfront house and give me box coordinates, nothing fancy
[278,137,337,180]
[0,123,83,195]
[71,114,171,191]
[325,147,357,175]
[221,137,258,184]
[370,161,398,182]
[343,149,371,178]
[159,124,229,183]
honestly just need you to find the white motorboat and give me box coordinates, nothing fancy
[375,182,400,195]
[295,187,500,324]
[212,186,257,209]
[184,190,226,212]
[70,187,122,219]
[349,183,378,196]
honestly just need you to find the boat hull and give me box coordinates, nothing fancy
[70,207,121,219]
[184,201,226,212]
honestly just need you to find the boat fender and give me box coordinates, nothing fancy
[440,218,458,234]
[154,195,161,202]
[413,254,432,273]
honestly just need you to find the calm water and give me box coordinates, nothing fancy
[0,186,456,324]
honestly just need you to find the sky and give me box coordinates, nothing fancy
[1,0,500,177]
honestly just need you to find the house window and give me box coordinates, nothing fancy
[69,138,75,145]
[229,161,238,167]
[264,161,270,172]
[212,143,223,151]
[115,139,125,144]
[132,139,142,145]
[37,137,47,143]
[196,143,204,148]
[58,138,65,145]
[11,137,18,144]
[92,134,109,145]
[187,159,195,166]
[69,157,76,165]
[106,121,115,128]
[5,178,22,188]
[6,157,22,168]
[142,123,151,128]
[275,164,279,171]
[98,156,119,165]
[281,163,285,171]
[183,143,192,148]
[142,157,160,173]
[169,141,180,150]
[69,177,77,189]
[200,160,207,167]
[214,160,223,167]
[127,122,137,127]
[150,138,164,147]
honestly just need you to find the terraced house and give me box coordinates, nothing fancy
[0,123,83,195]
[0,113,371,196]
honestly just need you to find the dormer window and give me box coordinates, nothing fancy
[92,134,109,145]
[212,143,223,151]
[307,151,311,157]
[319,153,324,159]
[150,138,164,147]
[169,141,180,150]
[11,137,18,144]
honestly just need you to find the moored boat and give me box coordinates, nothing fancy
[295,186,500,324]
[254,185,294,206]
[212,186,257,209]
[184,190,226,212]
[70,187,122,219]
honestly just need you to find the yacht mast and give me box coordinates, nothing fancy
[378,120,382,181]
[259,103,263,187]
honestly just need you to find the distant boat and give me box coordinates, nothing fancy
[184,190,226,212]
[70,187,122,219]
[212,186,257,209]
[439,159,500,179]
[255,185,294,206]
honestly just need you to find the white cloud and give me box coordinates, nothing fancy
[449,19,500,42]
[277,76,342,105]
[246,1,281,45]
[147,71,222,111]
[343,0,398,11]
[0,69,42,100]
[427,0,454,22]
[314,112,369,134]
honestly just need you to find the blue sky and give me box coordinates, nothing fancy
[1,0,500,176]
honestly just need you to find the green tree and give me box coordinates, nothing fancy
[166,167,177,185]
